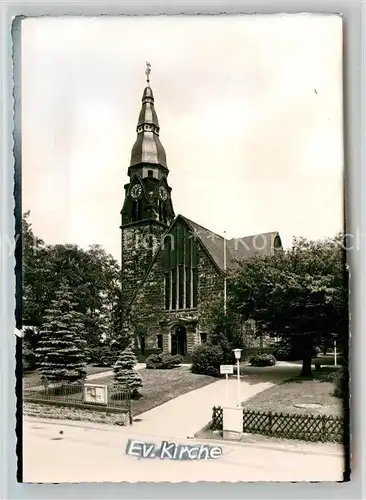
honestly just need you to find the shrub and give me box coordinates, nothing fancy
[132,348,163,363]
[88,346,119,367]
[272,338,320,361]
[272,339,292,361]
[145,353,183,369]
[191,344,224,377]
[249,354,276,367]
[313,346,322,356]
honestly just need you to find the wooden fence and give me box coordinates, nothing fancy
[211,406,343,443]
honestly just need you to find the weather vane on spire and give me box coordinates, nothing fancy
[145,61,151,84]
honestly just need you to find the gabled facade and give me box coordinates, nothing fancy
[120,74,282,356]
[128,215,225,355]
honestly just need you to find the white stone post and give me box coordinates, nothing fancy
[223,407,243,441]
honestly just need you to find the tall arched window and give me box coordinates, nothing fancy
[163,224,198,310]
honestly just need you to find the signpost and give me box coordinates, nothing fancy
[220,365,233,405]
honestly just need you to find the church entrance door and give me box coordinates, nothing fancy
[171,326,187,356]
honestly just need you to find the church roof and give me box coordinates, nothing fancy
[127,214,282,306]
[130,85,168,168]
[180,215,281,271]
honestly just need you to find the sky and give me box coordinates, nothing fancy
[21,14,343,262]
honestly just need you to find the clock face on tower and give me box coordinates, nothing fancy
[159,186,168,201]
[130,184,142,199]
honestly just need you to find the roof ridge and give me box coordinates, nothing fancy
[179,215,224,240]
[227,231,278,241]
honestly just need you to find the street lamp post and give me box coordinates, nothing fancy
[223,230,227,316]
[233,349,242,408]
[334,339,338,367]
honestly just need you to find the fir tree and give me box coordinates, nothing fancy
[36,282,87,383]
[113,347,142,396]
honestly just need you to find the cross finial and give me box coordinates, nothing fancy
[145,61,151,84]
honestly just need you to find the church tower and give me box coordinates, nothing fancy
[120,64,175,313]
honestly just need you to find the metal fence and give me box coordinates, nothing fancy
[23,380,132,423]
[211,406,343,443]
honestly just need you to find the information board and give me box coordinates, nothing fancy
[84,383,108,405]
[220,365,234,375]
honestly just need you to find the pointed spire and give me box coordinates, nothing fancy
[137,86,159,128]
[130,64,167,168]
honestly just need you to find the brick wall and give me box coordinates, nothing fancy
[196,243,224,333]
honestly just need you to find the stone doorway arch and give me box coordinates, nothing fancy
[171,325,187,356]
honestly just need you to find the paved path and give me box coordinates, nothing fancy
[23,416,344,483]
[27,363,302,439]
[86,363,146,381]
[130,363,301,439]
[86,362,193,381]
[83,362,303,439]
[132,378,273,439]
[86,361,300,382]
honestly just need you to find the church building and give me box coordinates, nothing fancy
[120,69,282,356]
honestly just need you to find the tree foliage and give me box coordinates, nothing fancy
[36,282,87,383]
[23,212,124,349]
[228,235,348,376]
[207,298,246,363]
[22,211,47,329]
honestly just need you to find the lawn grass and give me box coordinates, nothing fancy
[242,367,343,416]
[91,365,218,416]
[23,365,111,387]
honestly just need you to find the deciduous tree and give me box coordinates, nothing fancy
[207,298,246,363]
[228,235,348,376]
[23,212,124,349]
